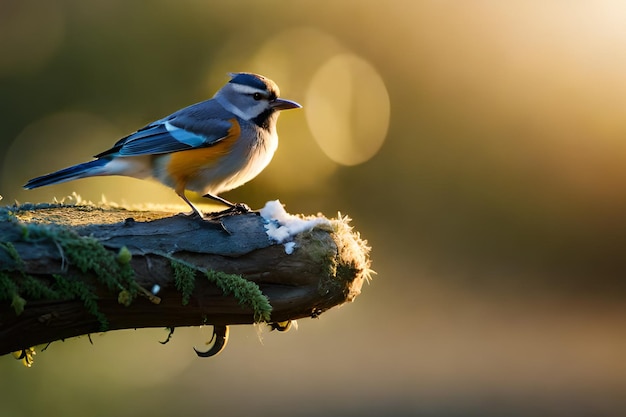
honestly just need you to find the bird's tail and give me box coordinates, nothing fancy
[24,159,110,189]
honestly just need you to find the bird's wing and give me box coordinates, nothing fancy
[95,101,237,158]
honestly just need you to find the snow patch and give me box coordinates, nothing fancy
[260,200,330,254]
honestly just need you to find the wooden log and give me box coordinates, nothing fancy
[0,202,371,359]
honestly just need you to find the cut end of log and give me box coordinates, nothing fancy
[0,199,372,361]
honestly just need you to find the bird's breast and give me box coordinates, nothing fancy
[166,118,241,180]
[155,119,278,195]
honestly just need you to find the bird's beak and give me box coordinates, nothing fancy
[270,98,302,111]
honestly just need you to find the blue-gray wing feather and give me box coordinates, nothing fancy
[95,99,236,158]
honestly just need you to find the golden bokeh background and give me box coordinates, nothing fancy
[2,1,626,416]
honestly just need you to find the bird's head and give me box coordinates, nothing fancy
[215,73,301,127]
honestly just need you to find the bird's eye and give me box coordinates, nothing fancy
[252,93,263,101]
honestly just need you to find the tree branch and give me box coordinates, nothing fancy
[0,202,371,358]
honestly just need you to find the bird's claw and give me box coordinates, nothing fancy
[193,325,229,358]
[217,203,251,215]
[231,203,251,213]
[201,203,251,223]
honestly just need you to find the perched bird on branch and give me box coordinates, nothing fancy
[24,72,301,217]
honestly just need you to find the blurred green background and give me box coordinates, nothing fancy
[2,0,626,416]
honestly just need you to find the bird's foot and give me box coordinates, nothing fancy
[224,202,251,214]
[205,203,251,220]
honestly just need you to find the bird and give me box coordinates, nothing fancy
[24,72,301,217]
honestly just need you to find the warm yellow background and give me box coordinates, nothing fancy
[2,1,626,416]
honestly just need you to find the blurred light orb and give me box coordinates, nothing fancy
[305,54,390,166]
[213,27,348,192]
[247,27,345,93]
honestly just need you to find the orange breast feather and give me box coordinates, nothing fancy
[166,118,241,191]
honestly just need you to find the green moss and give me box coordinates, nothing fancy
[205,270,272,323]
[0,243,60,315]
[164,259,272,321]
[1,217,139,329]
[17,274,60,300]
[34,228,137,295]
[171,259,196,306]
[0,241,23,269]
[0,272,19,301]
[52,274,108,330]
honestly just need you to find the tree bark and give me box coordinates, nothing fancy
[0,203,370,357]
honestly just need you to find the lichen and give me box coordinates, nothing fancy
[291,213,373,303]
[295,229,338,278]
[332,214,372,275]
[10,294,27,315]
[205,270,272,323]
[117,290,133,307]
[116,246,132,265]
[326,213,373,301]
